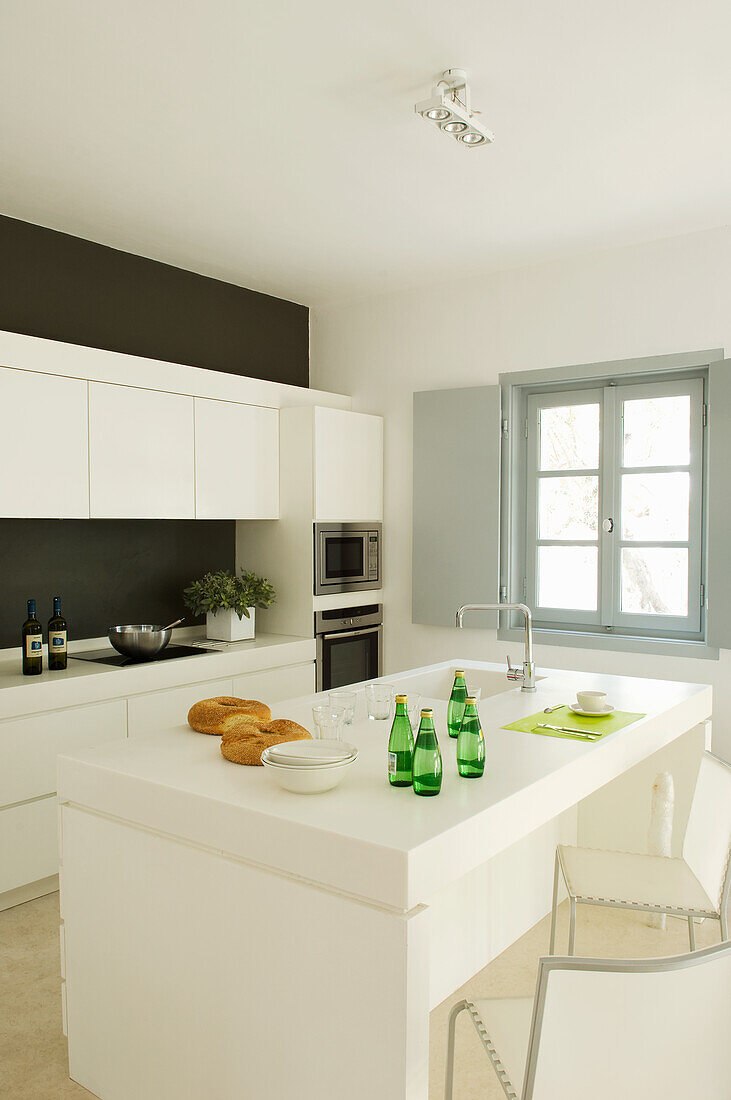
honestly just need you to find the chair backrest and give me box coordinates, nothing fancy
[524,940,731,1100]
[682,750,731,911]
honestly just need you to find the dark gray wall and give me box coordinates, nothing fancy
[2,521,234,647]
[0,216,309,647]
[0,215,309,385]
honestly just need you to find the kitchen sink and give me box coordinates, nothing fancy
[387,664,544,702]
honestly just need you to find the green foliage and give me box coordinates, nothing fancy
[183,568,276,620]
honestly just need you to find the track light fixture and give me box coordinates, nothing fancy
[415,68,494,148]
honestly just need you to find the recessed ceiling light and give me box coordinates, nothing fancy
[414,68,494,148]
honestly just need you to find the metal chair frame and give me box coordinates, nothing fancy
[549,751,731,955]
[445,940,731,1100]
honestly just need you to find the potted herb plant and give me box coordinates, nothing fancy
[183,568,276,642]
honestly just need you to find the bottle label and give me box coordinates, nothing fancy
[49,630,67,652]
[388,751,398,776]
[25,636,42,657]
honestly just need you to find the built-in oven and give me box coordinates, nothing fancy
[314,523,382,595]
[315,604,382,692]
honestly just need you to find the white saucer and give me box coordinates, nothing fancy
[569,703,614,717]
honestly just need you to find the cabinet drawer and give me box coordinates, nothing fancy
[232,663,315,705]
[0,700,127,807]
[0,796,59,893]
[127,678,234,739]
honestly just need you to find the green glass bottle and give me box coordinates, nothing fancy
[388,694,414,787]
[412,708,442,796]
[447,669,468,738]
[457,697,485,778]
[48,595,68,671]
[22,599,43,676]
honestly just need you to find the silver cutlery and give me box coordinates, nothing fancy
[543,703,566,713]
[534,722,602,741]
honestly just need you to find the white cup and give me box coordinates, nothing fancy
[576,690,608,712]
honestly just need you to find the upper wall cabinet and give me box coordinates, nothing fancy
[194,399,279,519]
[0,368,89,517]
[89,383,195,518]
[313,407,383,522]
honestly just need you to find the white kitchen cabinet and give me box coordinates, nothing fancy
[232,662,315,703]
[0,367,89,517]
[127,678,234,739]
[0,700,127,807]
[88,382,195,518]
[194,398,279,519]
[0,796,59,895]
[314,407,383,522]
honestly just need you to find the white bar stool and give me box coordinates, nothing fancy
[549,750,731,955]
[445,940,731,1100]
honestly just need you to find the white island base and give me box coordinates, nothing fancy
[57,661,712,1099]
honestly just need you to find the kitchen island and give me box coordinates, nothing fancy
[57,660,712,1099]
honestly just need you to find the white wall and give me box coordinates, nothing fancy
[311,225,731,761]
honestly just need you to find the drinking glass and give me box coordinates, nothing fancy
[329,690,357,725]
[312,705,345,740]
[466,687,482,705]
[407,692,422,731]
[365,683,395,721]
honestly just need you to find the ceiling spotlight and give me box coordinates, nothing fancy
[415,68,494,148]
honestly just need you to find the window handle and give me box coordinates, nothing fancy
[602,517,614,533]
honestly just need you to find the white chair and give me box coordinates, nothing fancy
[445,939,731,1100]
[550,750,731,955]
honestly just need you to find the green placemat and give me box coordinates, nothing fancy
[503,705,646,739]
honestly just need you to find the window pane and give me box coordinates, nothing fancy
[620,548,688,616]
[622,395,690,467]
[539,476,598,539]
[621,472,690,541]
[538,546,598,611]
[540,404,600,471]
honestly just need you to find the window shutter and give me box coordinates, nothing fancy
[706,359,731,648]
[412,386,501,627]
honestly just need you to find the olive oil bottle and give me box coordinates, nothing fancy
[22,599,43,676]
[48,596,68,671]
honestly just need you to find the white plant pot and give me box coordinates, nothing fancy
[205,608,256,642]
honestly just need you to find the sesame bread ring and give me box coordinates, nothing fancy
[187,697,271,735]
[220,718,312,766]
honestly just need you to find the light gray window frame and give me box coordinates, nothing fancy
[526,386,604,628]
[499,349,721,657]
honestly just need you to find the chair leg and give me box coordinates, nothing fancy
[688,915,696,951]
[549,852,560,955]
[445,1000,468,1100]
[568,898,577,956]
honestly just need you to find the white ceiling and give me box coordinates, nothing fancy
[2,0,730,307]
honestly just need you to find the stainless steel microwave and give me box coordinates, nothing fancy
[314,523,382,595]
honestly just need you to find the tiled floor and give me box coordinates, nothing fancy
[0,891,723,1098]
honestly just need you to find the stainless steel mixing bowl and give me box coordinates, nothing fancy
[108,624,173,660]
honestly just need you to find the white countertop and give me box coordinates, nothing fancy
[0,631,314,721]
[57,660,712,911]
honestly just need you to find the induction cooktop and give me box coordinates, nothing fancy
[70,644,212,667]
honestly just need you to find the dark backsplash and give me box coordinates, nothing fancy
[0,215,309,387]
[0,519,235,648]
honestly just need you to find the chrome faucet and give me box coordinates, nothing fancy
[455,603,537,692]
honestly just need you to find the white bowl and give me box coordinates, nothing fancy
[261,755,356,794]
[266,739,357,766]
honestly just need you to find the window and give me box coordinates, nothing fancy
[517,374,705,640]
